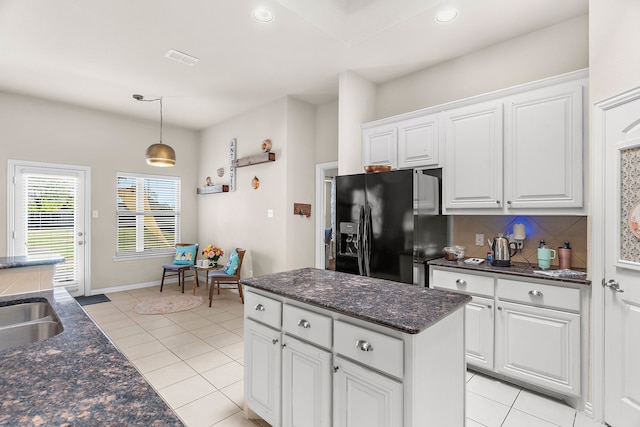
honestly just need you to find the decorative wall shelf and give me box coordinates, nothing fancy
[197,184,229,195]
[234,152,275,168]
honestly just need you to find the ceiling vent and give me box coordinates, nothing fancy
[165,49,199,66]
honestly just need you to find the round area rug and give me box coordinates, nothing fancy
[133,295,203,315]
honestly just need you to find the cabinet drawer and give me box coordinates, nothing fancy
[497,279,580,312]
[283,304,332,349]
[432,268,494,297]
[334,320,403,379]
[245,291,282,328]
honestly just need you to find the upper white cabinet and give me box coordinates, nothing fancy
[397,114,440,168]
[442,77,587,214]
[362,113,441,170]
[503,82,584,209]
[443,101,504,209]
[363,69,588,215]
[362,124,398,169]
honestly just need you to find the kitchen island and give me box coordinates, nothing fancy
[240,267,471,427]
[0,255,65,296]
[0,288,183,426]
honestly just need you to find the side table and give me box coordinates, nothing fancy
[192,265,223,295]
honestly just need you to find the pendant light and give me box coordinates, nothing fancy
[133,94,176,167]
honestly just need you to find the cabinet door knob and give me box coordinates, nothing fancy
[297,319,311,329]
[528,290,543,297]
[272,338,279,345]
[507,200,512,205]
[355,340,373,352]
[497,306,503,311]
[456,279,467,286]
[487,305,492,310]
[254,303,265,311]
[496,200,501,205]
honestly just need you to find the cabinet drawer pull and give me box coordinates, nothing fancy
[355,340,373,352]
[297,319,311,329]
[254,303,265,311]
[456,279,467,286]
[528,290,543,297]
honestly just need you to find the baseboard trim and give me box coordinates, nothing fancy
[87,279,177,295]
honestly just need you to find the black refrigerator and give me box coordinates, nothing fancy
[335,168,448,286]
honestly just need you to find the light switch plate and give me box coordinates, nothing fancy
[475,233,484,246]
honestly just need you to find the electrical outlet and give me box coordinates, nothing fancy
[475,233,484,246]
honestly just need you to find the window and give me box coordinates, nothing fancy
[116,172,181,258]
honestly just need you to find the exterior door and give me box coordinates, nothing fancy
[9,161,89,297]
[598,89,640,426]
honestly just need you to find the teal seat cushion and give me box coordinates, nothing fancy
[224,250,240,275]
[174,245,197,265]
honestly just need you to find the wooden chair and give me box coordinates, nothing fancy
[160,243,198,294]
[207,248,246,306]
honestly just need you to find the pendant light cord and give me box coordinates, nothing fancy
[159,97,163,145]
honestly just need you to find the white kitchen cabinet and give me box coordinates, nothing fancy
[333,356,403,427]
[244,286,467,427]
[397,113,440,169]
[362,124,397,169]
[495,300,580,396]
[245,318,282,426]
[443,101,504,209]
[362,113,441,170]
[429,264,588,405]
[503,82,584,209]
[438,73,587,214]
[466,295,495,370]
[282,335,332,427]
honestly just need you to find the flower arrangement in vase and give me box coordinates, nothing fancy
[202,245,224,267]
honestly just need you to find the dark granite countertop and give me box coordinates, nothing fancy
[240,267,471,334]
[0,288,183,426]
[428,257,591,286]
[0,255,65,269]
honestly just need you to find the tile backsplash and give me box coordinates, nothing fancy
[452,215,587,270]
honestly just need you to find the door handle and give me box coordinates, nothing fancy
[602,278,624,293]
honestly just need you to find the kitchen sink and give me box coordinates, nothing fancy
[0,298,63,351]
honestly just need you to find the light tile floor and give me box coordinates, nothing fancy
[85,284,604,427]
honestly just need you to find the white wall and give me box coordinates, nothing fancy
[376,15,589,119]
[285,97,317,270]
[0,91,200,291]
[198,96,321,277]
[589,0,640,103]
[315,100,339,164]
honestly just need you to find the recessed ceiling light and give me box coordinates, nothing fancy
[435,8,458,23]
[252,8,274,23]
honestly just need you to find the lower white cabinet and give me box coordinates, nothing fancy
[465,295,494,370]
[245,319,282,426]
[282,335,332,427]
[333,356,403,427]
[495,300,581,396]
[244,287,467,427]
[430,265,587,401]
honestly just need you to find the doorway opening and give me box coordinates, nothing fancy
[7,160,91,296]
[315,161,338,270]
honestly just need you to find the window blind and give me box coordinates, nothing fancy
[24,173,77,284]
[116,173,180,258]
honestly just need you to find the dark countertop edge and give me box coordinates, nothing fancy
[241,268,472,335]
[0,288,184,426]
[0,255,65,269]
[428,258,592,286]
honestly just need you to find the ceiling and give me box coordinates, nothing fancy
[0,0,588,130]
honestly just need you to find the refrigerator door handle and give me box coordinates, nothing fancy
[364,205,372,276]
[357,206,365,275]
